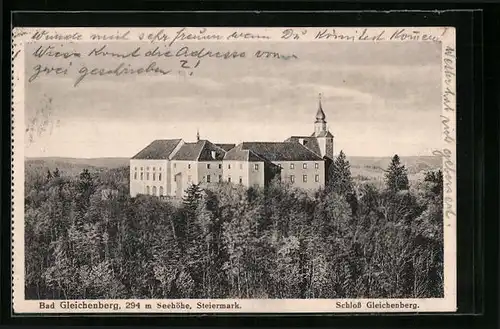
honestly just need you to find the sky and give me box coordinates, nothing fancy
[24,40,442,158]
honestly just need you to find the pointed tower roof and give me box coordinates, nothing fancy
[196,128,200,142]
[315,93,326,123]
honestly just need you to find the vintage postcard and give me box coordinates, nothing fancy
[11,26,456,314]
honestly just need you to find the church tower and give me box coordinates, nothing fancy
[313,94,334,159]
[314,93,328,136]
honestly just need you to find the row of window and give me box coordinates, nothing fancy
[287,163,320,170]
[174,175,247,185]
[135,167,158,171]
[145,185,164,196]
[135,162,320,172]
[134,172,162,181]
[135,172,320,184]
[290,174,320,183]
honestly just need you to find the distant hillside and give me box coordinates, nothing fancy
[347,155,442,184]
[26,155,442,179]
[27,157,129,168]
[25,157,129,176]
[348,155,442,173]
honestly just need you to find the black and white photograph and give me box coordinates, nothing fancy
[12,27,457,313]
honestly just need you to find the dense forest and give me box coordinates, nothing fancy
[24,152,444,299]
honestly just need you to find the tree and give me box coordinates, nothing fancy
[424,170,443,196]
[328,150,354,196]
[182,183,203,213]
[385,154,409,192]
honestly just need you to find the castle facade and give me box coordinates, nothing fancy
[129,96,334,198]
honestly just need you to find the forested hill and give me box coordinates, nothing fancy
[24,153,444,300]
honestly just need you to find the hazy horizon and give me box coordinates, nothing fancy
[24,40,442,158]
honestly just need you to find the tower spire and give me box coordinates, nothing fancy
[196,128,200,142]
[315,93,326,123]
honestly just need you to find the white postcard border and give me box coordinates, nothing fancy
[11,26,456,314]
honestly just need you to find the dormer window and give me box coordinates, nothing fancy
[211,151,216,159]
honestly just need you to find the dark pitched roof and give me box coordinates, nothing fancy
[198,140,226,161]
[172,140,226,161]
[132,139,182,159]
[285,136,321,156]
[215,143,236,152]
[224,147,266,162]
[240,142,323,162]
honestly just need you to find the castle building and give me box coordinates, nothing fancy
[129,95,335,198]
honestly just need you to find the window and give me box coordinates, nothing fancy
[290,163,295,169]
[134,172,137,180]
[188,175,192,182]
[188,164,191,169]
[153,167,156,171]
[290,175,295,183]
[152,186,157,196]
[240,163,243,170]
[146,186,150,194]
[159,186,164,196]
[303,163,307,169]
[315,163,319,169]
[228,164,231,169]
[315,174,320,182]
[207,175,211,183]
[254,164,259,170]
[174,176,177,182]
[153,173,156,181]
[303,175,308,182]
[228,176,232,182]
[134,167,137,170]
[219,164,222,169]
[146,172,150,180]
[147,167,149,170]
[140,172,144,180]
[239,177,243,184]
[159,173,162,181]
[174,163,176,169]
[141,167,143,171]
[207,164,211,169]
[219,175,223,182]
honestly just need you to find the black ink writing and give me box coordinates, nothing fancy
[432,149,454,195]
[74,62,171,87]
[88,45,141,58]
[31,29,83,41]
[175,46,246,59]
[227,31,270,40]
[390,29,441,42]
[168,28,224,47]
[440,115,455,144]
[29,63,72,83]
[32,45,81,59]
[282,29,307,40]
[314,29,355,41]
[90,30,130,41]
[179,59,200,69]
[141,29,170,43]
[255,50,298,60]
[358,29,386,41]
